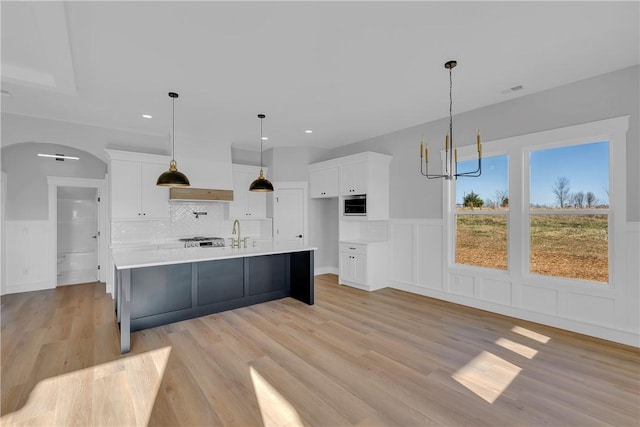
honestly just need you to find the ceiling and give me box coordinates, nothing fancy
[1,1,638,155]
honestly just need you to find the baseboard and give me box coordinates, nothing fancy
[6,280,54,295]
[389,279,640,348]
[314,266,338,276]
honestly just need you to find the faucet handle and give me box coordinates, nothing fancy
[241,237,249,248]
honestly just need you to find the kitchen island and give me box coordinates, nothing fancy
[112,242,316,353]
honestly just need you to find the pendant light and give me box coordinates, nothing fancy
[157,92,190,187]
[419,60,482,180]
[249,113,274,192]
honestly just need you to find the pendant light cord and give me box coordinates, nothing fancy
[172,96,176,162]
[260,117,263,170]
[449,65,453,153]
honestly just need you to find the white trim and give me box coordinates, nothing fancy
[315,267,339,276]
[388,278,639,347]
[6,280,52,295]
[0,172,6,296]
[47,176,107,289]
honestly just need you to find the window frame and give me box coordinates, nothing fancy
[452,151,511,273]
[446,116,628,291]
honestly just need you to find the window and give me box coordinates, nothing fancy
[449,116,626,287]
[455,155,509,270]
[528,141,609,283]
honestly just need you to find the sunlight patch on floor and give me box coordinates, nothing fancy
[250,365,303,427]
[511,325,550,343]
[1,346,171,427]
[452,351,522,403]
[495,337,538,359]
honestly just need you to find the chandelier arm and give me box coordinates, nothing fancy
[455,157,482,177]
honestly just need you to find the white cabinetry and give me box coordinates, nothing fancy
[309,167,339,198]
[338,241,388,291]
[339,161,367,195]
[109,159,170,220]
[228,164,268,219]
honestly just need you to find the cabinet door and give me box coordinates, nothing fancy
[111,160,142,219]
[140,162,170,219]
[340,162,367,195]
[229,170,248,218]
[339,252,353,282]
[309,170,326,198]
[229,167,268,219]
[353,254,367,284]
[247,189,267,217]
[311,168,340,198]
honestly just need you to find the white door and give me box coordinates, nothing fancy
[273,185,306,245]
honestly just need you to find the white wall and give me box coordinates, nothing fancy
[2,143,107,220]
[324,66,639,346]
[331,66,640,222]
[1,143,108,294]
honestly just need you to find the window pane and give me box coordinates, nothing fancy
[456,215,507,270]
[530,141,609,209]
[530,214,608,283]
[456,155,508,211]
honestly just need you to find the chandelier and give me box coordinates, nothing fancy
[420,60,482,180]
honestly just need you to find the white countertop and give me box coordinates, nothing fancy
[113,241,317,269]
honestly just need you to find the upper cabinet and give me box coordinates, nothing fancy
[309,167,339,198]
[109,157,170,220]
[308,152,391,220]
[228,164,269,219]
[339,161,367,195]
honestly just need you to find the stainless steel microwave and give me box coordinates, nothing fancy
[344,195,366,216]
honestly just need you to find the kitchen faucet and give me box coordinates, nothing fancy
[231,220,248,248]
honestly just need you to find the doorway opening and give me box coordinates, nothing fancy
[57,186,98,285]
[48,177,106,287]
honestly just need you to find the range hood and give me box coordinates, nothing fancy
[170,187,234,202]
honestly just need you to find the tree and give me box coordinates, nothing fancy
[463,191,484,208]
[552,176,571,208]
[586,192,597,208]
[495,190,509,208]
[572,191,585,208]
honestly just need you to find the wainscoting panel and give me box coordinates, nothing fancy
[567,293,616,327]
[390,222,415,285]
[5,220,52,294]
[388,219,639,346]
[448,273,474,297]
[481,278,512,306]
[416,223,443,289]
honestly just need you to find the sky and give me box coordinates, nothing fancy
[455,141,609,207]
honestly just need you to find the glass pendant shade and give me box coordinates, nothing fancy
[157,160,190,186]
[249,169,274,192]
[250,114,274,192]
[157,92,190,187]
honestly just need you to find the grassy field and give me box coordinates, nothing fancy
[456,214,608,283]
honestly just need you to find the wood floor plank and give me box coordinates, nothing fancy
[2,276,639,426]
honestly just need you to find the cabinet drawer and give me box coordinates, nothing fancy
[339,242,367,255]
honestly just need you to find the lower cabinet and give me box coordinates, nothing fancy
[338,242,387,291]
[339,252,367,285]
[125,251,314,333]
[198,258,244,305]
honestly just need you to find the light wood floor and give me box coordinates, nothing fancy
[2,274,639,426]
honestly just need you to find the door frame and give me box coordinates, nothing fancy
[47,176,107,287]
[272,181,308,246]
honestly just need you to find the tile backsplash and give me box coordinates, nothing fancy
[111,202,272,246]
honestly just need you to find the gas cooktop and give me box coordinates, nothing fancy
[179,236,225,248]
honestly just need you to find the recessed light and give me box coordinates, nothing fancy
[1,89,12,97]
[38,153,79,161]
[142,114,152,119]
[261,137,268,140]
[305,130,313,134]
